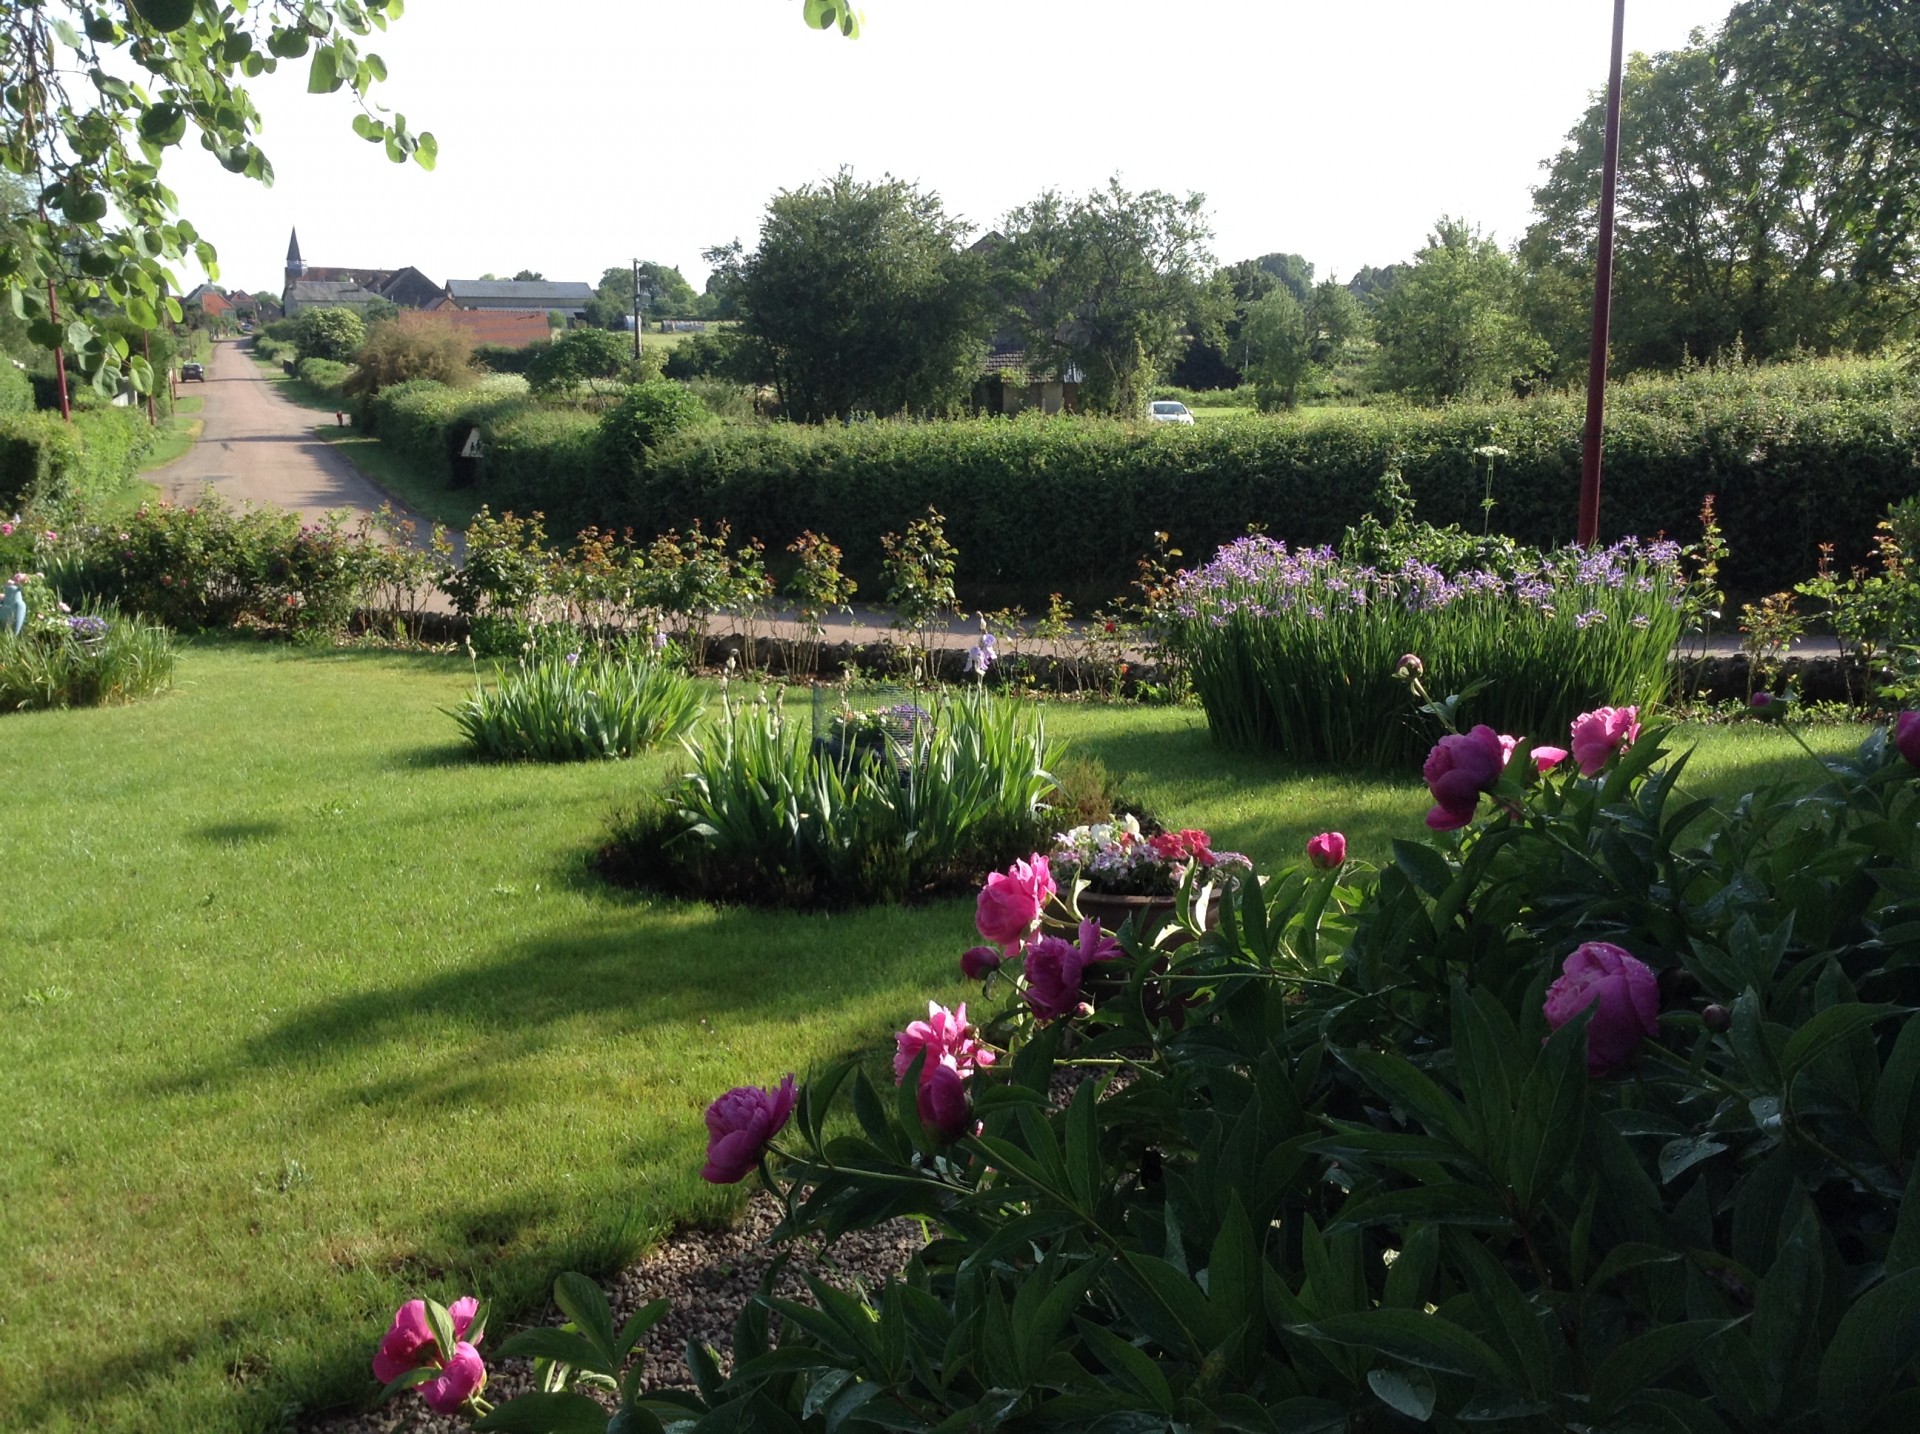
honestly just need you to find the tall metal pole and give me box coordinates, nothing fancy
[1578,0,1627,547]
[632,257,642,360]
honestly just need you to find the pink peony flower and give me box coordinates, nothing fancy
[1896,712,1920,769]
[975,853,1056,955]
[1394,653,1423,679]
[419,1342,487,1414]
[1543,941,1660,1076]
[1306,831,1346,870]
[915,1061,973,1141]
[1570,706,1641,777]
[1532,745,1568,773]
[372,1296,481,1385]
[1023,919,1122,1023]
[960,945,1002,980]
[1422,725,1510,831]
[701,1074,797,1183]
[0,522,13,536]
[894,1002,994,1085]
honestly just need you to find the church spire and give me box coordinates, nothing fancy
[285,228,306,280]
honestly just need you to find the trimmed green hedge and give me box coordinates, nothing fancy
[0,405,155,514]
[1,361,36,416]
[363,358,1920,608]
[294,357,353,402]
[628,360,1919,606]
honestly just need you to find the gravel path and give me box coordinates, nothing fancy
[157,338,437,536]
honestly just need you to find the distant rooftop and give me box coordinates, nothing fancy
[445,279,593,303]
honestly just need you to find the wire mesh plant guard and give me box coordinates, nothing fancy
[810,681,925,770]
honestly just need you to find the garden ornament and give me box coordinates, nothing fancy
[1,580,25,637]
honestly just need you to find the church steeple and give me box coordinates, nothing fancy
[285,228,306,281]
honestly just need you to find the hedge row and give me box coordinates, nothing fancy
[0,362,32,415]
[0,405,156,514]
[366,357,1920,609]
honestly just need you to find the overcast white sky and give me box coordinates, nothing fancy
[165,0,1741,297]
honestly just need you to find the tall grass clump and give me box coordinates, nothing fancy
[1165,534,1686,766]
[451,641,702,761]
[0,601,175,712]
[602,688,1057,907]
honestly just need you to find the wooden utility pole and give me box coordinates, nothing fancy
[632,258,642,360]
[1578,0,1628,547]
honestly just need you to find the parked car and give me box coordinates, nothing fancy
[1147,399,1194,425]
[181,362,204,381]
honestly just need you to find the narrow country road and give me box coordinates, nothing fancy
[156,338,420,530]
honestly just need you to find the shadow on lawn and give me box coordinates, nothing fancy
[17,1135,697,1434]
[153,898,949,1105]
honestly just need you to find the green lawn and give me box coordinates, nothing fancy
[0,644,1874,1431]
[138,394,204,473]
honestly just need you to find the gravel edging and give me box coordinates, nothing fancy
[299,1193,925,1434]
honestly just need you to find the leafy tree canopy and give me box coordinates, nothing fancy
[511,269,544,282]
[1526,0,1920,369]
[1,0,434,395]
[998,176,1220,416]
[717,168,992,423]
[525,324,646,399]
[0,0,850,397]
[292,305,364,363]
[1372,217,1546,402]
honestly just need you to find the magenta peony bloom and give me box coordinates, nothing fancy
[1751,691,1774,709]
[1306,831,1346,870]
[1023,919,1122,1023]
[1896,712,1920,769]
[373,1296,480,1385]
[915,1061,973,1141]
[701,1074,797,1183]
[1394,653,1424,679]
[419,1342,487,1414]
[894,1002,994,1085]
[1422,725,1510,831]
[1543,941,1660,1076]
[960,944,1003,980]
[1532,745,1569,773]
[975,853,1057,955]
[1570,706,1641,777]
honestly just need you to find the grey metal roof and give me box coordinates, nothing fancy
[445,279,594,303]
[287,280,377,300]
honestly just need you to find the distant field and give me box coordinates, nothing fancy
[640,321,732,354]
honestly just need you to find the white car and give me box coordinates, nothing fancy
[1147,400,1194,425]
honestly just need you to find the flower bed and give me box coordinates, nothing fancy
[1163,534,1687,766]
[0,572,174,712]
[417,704,1920,1432]
[598,688,1058,908]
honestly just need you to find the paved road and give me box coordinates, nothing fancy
[156,339,414,527]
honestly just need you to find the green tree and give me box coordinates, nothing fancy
[292,306,365,364]
[586,262,700,329]
[999,177,1219,415]
[1242,288,1310,410]
[1255,251,1314,302]
[511,269,544,282]
[1372,218,1546,401]
[0,1,433,395]
[1526,5,1920,371]
[1306,279,1366,369]
[526,326,640,399]
[719,169,992,423]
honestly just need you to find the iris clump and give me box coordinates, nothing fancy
[0,592,175,714]
[1163,534,1686,766]
[450,640,702,761]
[600,687,1057,907]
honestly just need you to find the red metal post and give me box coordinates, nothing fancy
[47,273,71,423]
[143,330,156,425]
[1578,0,1627,547]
